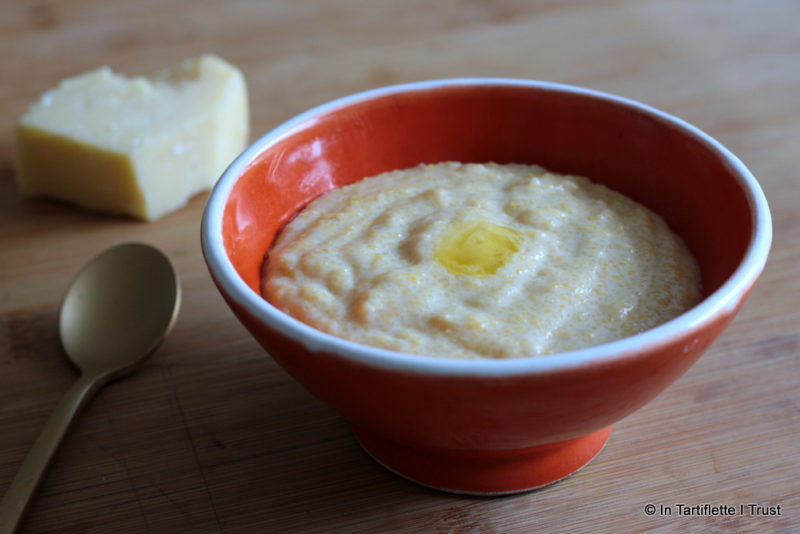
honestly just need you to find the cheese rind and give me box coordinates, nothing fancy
[14,54,249,220]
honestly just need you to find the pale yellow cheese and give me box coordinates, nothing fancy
[14,54,249,220]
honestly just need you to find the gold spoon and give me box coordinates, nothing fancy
[0,243,180,533]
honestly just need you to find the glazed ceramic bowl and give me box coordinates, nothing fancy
[201,79,771,495]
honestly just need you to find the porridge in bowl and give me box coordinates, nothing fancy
[262,162,701,359]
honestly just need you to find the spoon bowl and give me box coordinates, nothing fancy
[60,242,181,377]
[0,242,180,532]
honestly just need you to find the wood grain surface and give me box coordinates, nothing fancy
[1,1,798,532]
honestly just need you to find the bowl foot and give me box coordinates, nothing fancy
[353,425,613,495]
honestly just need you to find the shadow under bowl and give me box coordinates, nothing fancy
[202,79,771,494]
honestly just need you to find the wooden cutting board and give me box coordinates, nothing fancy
[1,1,798,532]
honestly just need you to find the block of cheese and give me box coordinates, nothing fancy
[14,54,249,220]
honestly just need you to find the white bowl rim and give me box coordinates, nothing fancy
[201,78,772,378]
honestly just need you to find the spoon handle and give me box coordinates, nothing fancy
[0,372,103,533]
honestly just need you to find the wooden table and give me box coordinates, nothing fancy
[1,1,798,532]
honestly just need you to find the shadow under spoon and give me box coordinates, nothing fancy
[0,243,181,533]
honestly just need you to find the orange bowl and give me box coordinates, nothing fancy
[201,79,771,494]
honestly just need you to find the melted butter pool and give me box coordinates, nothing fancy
[435,221,523,276]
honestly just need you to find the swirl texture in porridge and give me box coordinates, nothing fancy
[262,162,701,359]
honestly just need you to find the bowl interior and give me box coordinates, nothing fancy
[222,83,753,305]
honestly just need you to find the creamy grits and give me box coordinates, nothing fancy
[262,162,701,359]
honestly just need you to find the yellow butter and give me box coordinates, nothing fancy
[14,54,249,220]
[435,220,523,276]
